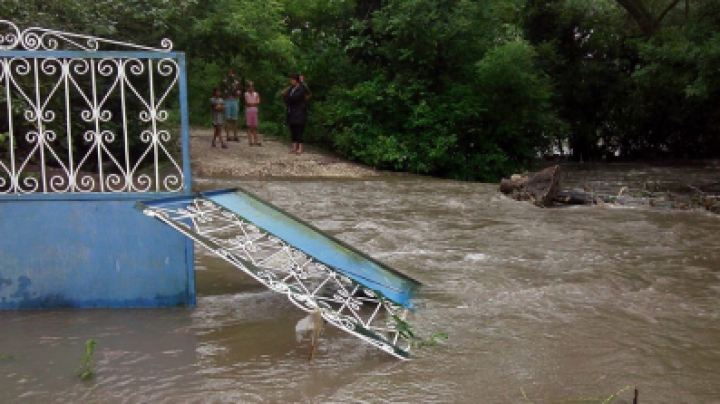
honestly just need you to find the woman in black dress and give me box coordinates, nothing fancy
[282,74,308,155]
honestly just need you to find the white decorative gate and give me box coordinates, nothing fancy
[0,19,190,194]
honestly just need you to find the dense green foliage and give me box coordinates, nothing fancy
[2,0,719,181]
[524,0,720,161]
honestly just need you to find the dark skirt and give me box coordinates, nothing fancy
[290,124,305,143]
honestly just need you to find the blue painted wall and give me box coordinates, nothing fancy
[0,196,194,309]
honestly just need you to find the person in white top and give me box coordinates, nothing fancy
[244,82,261,146]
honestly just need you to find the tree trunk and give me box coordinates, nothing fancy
[614,0,682,37]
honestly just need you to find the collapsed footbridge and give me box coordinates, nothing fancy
[138,187,422,359]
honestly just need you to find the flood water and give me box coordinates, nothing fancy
[2,162,720,403]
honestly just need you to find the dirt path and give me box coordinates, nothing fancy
[189,127,379,178]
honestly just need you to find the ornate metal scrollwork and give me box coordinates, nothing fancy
[0,20,185,194]
[0,19,172,52]
[143,197,415,359]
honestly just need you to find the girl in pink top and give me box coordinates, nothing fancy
[245,82,261,146]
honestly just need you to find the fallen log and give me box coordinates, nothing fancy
[499,166,720,214]
[499,165,561,207]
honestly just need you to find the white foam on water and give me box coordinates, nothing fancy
[464,253,488,261]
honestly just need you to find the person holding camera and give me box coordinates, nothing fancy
[282,73,309,155]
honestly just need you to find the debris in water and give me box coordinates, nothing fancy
[295,313,316,343]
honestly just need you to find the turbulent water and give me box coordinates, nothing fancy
[2,164,720,403]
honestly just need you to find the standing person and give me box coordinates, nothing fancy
[282,73,307,155]
[222,70,241,142]
[244,82,262,146]
[210,87,228,149]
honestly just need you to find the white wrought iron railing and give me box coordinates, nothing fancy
[140,195,417,359]
[0,19,190,194]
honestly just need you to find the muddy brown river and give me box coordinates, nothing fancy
[2,163,720,403]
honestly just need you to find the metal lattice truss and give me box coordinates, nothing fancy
[142,197,415,359]
[0,20,185,194]
[1,19,173,52]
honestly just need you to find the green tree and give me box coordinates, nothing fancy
[322,0,561,181]
[524,0,720,160]
[614,0,686,36]
[1,0,197,45]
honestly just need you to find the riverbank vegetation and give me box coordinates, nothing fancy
[3,0,719,181]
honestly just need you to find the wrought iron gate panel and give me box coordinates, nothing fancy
[0,19,190,195]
